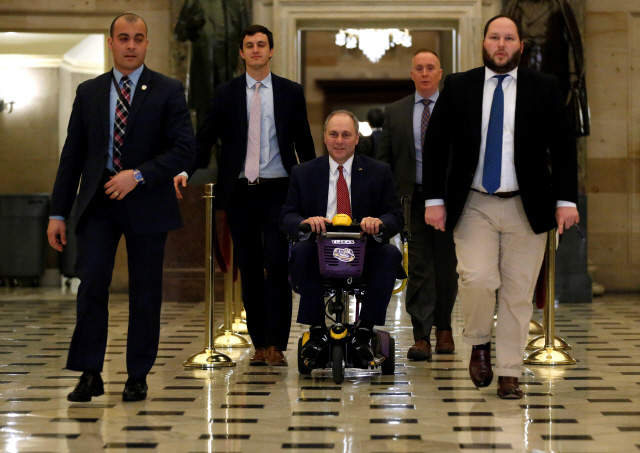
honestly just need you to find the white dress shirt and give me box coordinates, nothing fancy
[326,155,353,220]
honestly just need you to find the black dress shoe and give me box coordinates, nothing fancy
[67,371,104,402]
[122,377,148,402]
[301,326,329,362]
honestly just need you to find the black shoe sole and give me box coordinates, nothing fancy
[67,389,104,402]
[122,393,147,402]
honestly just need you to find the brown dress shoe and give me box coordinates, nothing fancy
[407,339,432,361]
[469,349,493,387]
[497,376,523,399]
[266,346,288,366]
[435,330,455,354]
[249,347,268,366]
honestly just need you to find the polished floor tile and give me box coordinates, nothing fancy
[0,289,639,452]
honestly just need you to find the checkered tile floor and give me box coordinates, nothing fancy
[1,288,640,452]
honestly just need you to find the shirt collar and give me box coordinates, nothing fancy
[246,71,272,90]
[329,154,354,175]
[414,89,439,105]
[113,64,144,86]
[484,66,518,82]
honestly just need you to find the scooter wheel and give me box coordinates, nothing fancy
[297,337,312,374]
[332,344,344,384]
[381,338,395,375]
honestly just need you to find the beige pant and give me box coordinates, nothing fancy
[454,191,547,378]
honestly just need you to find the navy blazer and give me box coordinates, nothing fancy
[50,66,195,235]
[189,72,316,209]
[280,154,403,239]
[423,66,578,234]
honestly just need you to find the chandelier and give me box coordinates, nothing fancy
[335,29,412,63]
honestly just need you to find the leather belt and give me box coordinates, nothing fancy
[471,188,520,199]
[241,177,287,186]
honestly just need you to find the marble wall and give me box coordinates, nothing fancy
[585,0,640,291]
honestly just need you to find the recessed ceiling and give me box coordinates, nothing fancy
[0,32,97,56]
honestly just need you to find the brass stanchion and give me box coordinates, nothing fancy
[392,195,411,295]
[529,320,544,336]
[183,184,235,368]
[523,229,576,365]
[214,242,250,348]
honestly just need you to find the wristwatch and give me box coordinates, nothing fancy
[133,169,144,184]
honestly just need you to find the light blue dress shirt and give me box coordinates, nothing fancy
[240,72,287,179]
[413,90,439,185]
[107,65,144,171]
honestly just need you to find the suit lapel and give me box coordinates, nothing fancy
[514,66,533,156]
[350,154,365,221]
[401,95,416,159]
[98,73,111,146]
[318,156,330,216]
[271,73,285,150]
[235,75,249,150]
[468,68,485,150]
[123,66,152,138]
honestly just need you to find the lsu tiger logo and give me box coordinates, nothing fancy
[333,247,355,263]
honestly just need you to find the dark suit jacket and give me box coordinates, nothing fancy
[423,66,577,234]
[280,154,403,239]
[189,72,316,209]
[50,66,196,235]
[377,94,417,198]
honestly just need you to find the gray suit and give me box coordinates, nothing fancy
[378,93,458,343]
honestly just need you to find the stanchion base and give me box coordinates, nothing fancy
[525,334,572,351]
[183,348,236,368]
[241,310,246,320]
[232,319,249,334]
[214,331,251,348]
[529,320,544,336]
[523,347,577,365]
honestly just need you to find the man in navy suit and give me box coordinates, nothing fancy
[174,25,315,366]
[281,110,403,361]
[423,16,579,398]
[47,13,195,402]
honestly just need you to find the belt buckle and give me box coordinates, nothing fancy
[248,178,259,186]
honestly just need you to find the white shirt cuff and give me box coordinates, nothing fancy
[179,171,188,180]
[425,199,445,207]
[557,200,577,208]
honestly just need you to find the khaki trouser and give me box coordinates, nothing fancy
[454,190,547,378]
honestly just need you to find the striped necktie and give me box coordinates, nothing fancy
[113,75,131,173]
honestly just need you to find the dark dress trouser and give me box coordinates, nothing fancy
[405,185,458,342]
[291,238,402,326]
[224,178,292,351]
[66,183,167,379]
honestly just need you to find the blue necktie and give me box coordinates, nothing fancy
[483,74,508,194]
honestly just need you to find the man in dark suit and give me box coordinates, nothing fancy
[423,16,579,398]
[174,25,315,366]
[281,110,403,361]
[47,13,195,402]
[378,49,458,361]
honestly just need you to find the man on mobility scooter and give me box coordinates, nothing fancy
[280,110,404,379]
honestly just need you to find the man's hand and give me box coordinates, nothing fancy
[174,175,187,199]
[302,216,331,234]
[556,206,580,235]
[360,217,383,235]
[47,219,67,252]
[425,205,447,231]
[104,170,137,200]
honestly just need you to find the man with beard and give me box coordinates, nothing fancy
[423,16,579,399]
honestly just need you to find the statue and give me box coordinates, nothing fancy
[175,0,250,130]
[503,0,590,136]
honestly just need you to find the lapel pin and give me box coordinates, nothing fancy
[142,85,147,90]
[358,168,362,171]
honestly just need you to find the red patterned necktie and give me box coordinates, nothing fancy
[113,75,131,173]
[420,98,432,150]
[336,165,352,218]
